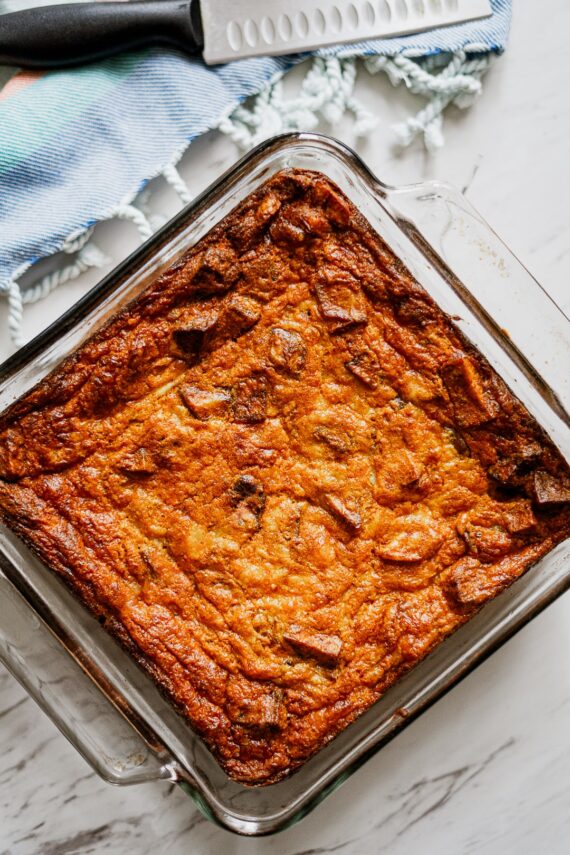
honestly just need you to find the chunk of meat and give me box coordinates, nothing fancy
[283,627,342,667]
[314,267,368,334]
[219,295,261,338]
[443,556,509,607]
[488,442,542,487]
[391,449,423,488]
[227,195,281,251]
[230,474,266,521]
[393,295,436,328]
[179,385,230,419]
[291,203,332,236]
[228,692,282,731]
[232,375,267,424]
[269,215,306,246]
[532,470,570,505]
[267,328,307,375]
[194,243,239,293]
[311,179,352,226]
[504,501,536,533]
[118,448,156,476]
[441,354,500,427]
[459,523,512,563]
[322,493,362,533]
[256,191,281,222]
[488,457,519,485]
[313,425,352,455]
[171,310,218,357]
[345,350,380,389]
[455,506,515,562]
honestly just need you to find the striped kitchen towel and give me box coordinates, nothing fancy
[0,0,511,346]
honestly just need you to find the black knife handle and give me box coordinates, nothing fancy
[0,0,204,68]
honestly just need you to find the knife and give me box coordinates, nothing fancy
[0,0,492,68]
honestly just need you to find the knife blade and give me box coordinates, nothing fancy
[0,0,492,69]
[201,0,493,65]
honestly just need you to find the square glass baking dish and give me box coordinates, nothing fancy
[0,133,568,837]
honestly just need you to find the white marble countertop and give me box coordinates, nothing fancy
[1,3,570,852]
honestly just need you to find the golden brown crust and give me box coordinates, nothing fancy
[0,169,569,785]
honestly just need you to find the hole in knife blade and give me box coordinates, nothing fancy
[313,8,326,34]
[429,0,443,13]
[363,1,376,26]
[378,0,392,23]
[330,5,343,32]
[260,16,276,44]
[243,18,259,47]
[294,10,309,37]
[412,0,426,15]
[278,13,293,41]
[396,0,409,19]
[347,3,359,27]
[446,0,459,10]
[226,20,243,52]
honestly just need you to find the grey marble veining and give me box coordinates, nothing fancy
[2,2,570,852]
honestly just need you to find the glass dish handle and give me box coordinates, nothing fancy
[0,569,171,786]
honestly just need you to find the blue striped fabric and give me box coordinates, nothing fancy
[0,0,511,292]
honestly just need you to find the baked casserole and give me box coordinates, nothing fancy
[0,169,568,785]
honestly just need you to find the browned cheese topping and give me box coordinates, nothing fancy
[0,170,568,785]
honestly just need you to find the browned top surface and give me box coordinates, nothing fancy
[0,169,568,785]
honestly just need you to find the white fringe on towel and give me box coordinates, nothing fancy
[2,51,492,348]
